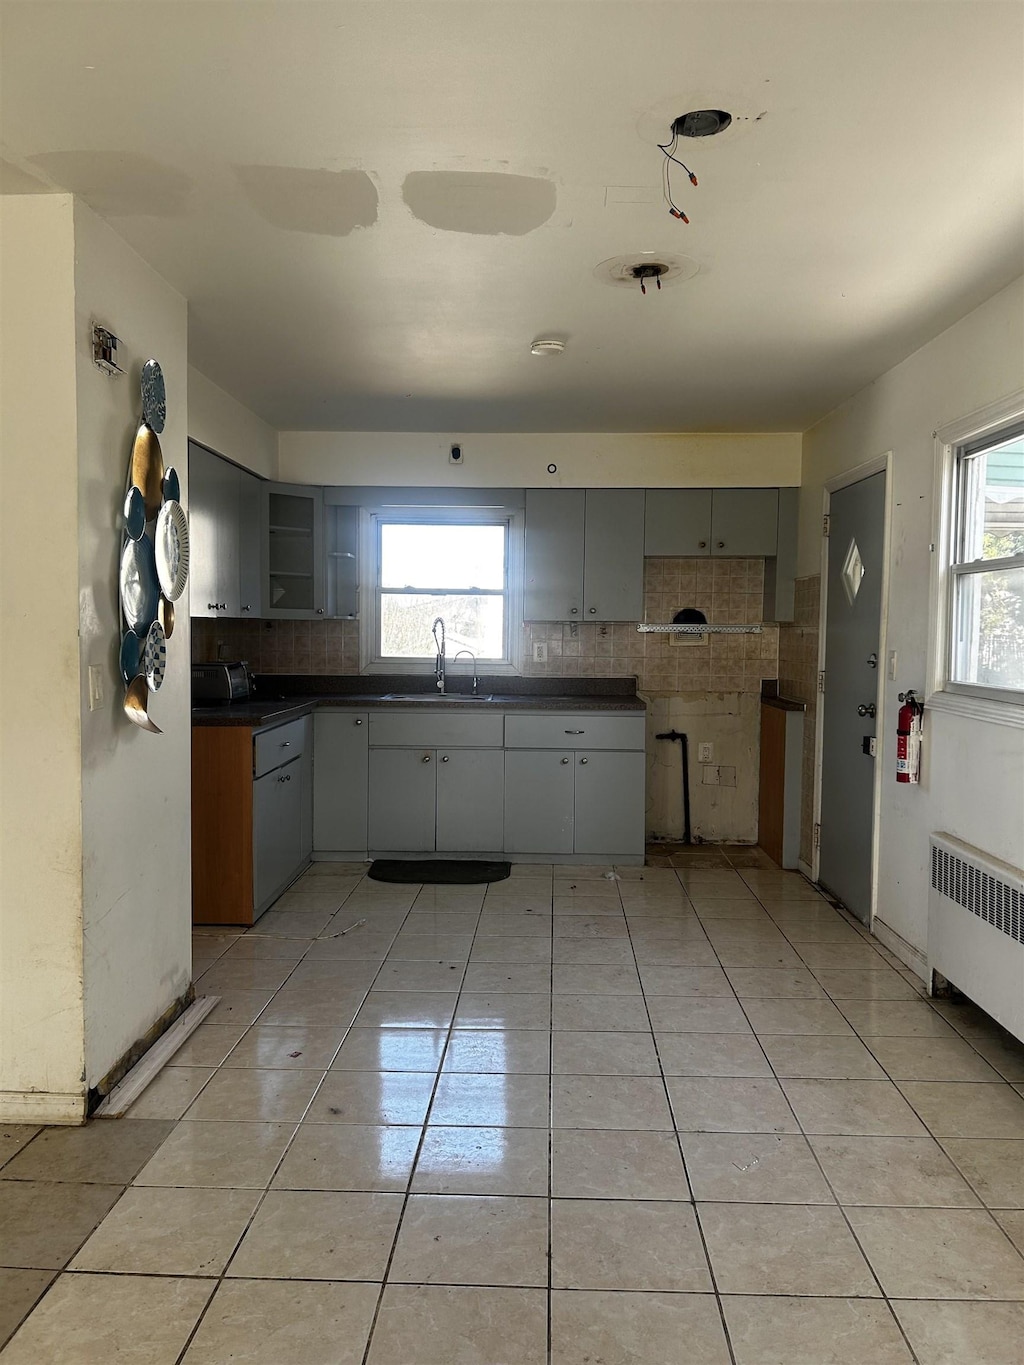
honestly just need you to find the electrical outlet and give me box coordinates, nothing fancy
[702,764,720,786]
[88,665,104,711]
[697,742,714,764]
[533,642,548,663]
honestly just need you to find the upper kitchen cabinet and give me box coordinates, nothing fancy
[644,488,779,558]
[324,500,359,620]
[263,483,325,619]
[188,441,263,618]
[524,488,644,622]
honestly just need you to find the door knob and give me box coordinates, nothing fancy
[857,703,876,718]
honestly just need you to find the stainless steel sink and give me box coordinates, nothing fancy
[379,693,495,703]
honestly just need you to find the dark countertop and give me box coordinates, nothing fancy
[193,676,646,727]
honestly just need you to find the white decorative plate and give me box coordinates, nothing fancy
[119,534,159,633]
[143,620,167,693]
[155,499,189,601]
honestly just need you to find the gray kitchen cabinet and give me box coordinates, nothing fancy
[300,736,313,862]
[325,503,359,619]
[644,489,713,556]
[263,482,325,619]
[524,488,643,622]
[189,441,265,618]
[436,748,504,852]
[763,487,799,622]
[711,488,779,557]
[573,750,646,856]
[367,748,436,851]
[582,489,645,620]
[313,711,369,853]
[524,488,585,621]
[503,749,575,855]
[253,755,302,910]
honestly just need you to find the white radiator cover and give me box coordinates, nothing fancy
[928,832,1024,1043]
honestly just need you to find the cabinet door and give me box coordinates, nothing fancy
[436,749,504,853]
[644,489,713,556]
[524,489,585,621]
[313,712,369,852]
[253,758,302,910]
[188,441,239,617]
[237,467,263,617]
[503,750,574,855]
[299,721,313,862]
[368,749,436,852]
[710,489,779,557]
[583,490,645,620]
[264,483,325,619]
[573,750,646,857]
[326,504,359,619]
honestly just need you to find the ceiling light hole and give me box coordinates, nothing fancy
[671,109,732,138]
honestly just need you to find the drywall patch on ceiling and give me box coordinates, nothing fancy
[27,150,192,216]
[234,165,378,237]
[403,171,555,235]
[0,157,51,194]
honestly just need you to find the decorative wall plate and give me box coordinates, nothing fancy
[124,674,162,733]
[129,423,165,520]
[162,466,181,503]
[155,499,189,600]
[119,534,159,633]
[123,485,146,541]
[119,629,142,684]
[141,359,166,433]
[158,595,175,639]
[143,619,167,692]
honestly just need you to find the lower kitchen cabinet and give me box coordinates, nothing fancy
[313,711,369,852]
[192,715,311,925]
[504,750,575,855]
[574,749,646,856]
[368,748,436,852]
[504,748,644,857]
[436,748,505,852]
[367,746,505,853]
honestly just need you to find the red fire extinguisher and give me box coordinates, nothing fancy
[896,690,923,784]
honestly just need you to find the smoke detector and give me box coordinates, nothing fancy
[594,252,700,291]
[530,338,566,357]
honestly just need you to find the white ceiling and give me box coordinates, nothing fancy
[2,1,1022,434]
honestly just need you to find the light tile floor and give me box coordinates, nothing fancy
[3,846,1024,1363]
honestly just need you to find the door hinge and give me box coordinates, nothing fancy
[817,670,825,694]
[813,822,821,850]
[822,513,830,537]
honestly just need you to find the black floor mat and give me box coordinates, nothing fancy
[368,859,511,885]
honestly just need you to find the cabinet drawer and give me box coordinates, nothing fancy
[254,716,308,777]
[504,713,644,751]
[368,711,504,749]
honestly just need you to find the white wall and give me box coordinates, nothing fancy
[74,202,192,1090]
[800,277,1024,965]
[0,196,86,1122]
[279,430,801,489]
[188,365,277,478]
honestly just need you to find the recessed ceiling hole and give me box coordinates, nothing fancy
[671,109,732,138]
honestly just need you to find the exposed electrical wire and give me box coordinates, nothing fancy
[657,128,699,223]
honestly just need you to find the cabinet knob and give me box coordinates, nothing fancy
[241,605,251,613]
[316,608,325,614]
[579,757,589,765]
[560,757,570,765]
[698,541,707,550]
[565,729,585,735]
[588,606,597,614]
[570,607,578,615]
[440,754,450,763]
[422,754,431,763]
[717,541,725,549]
[280,741,291,747]
[354,719,363,726]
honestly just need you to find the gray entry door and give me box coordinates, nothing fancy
[818,470,886,924]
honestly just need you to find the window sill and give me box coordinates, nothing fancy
[925,688,1024,730]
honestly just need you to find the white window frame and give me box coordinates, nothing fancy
[358,505,524,674]
[928,390,1024,728]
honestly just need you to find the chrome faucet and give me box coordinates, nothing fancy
[452,648,479,696]
[432,617,446,694]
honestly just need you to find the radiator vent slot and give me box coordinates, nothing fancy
[930,844,1023,945]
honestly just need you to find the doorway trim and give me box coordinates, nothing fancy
[811,451,894,930]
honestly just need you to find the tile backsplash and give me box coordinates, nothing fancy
[192,557,779,696]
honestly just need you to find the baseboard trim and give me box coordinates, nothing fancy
[0,1090,87,1125]
[871,917,928,979]
[93,995,220,1118]
[797,858,814,880]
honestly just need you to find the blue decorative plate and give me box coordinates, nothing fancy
[162,466,181,503]
[143,620,167,693]
[119,629,142,684]
[140,359,166,434]
[119,533,159,633]
[123,485,146,541]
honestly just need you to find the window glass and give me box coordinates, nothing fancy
[381,523,505,590]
